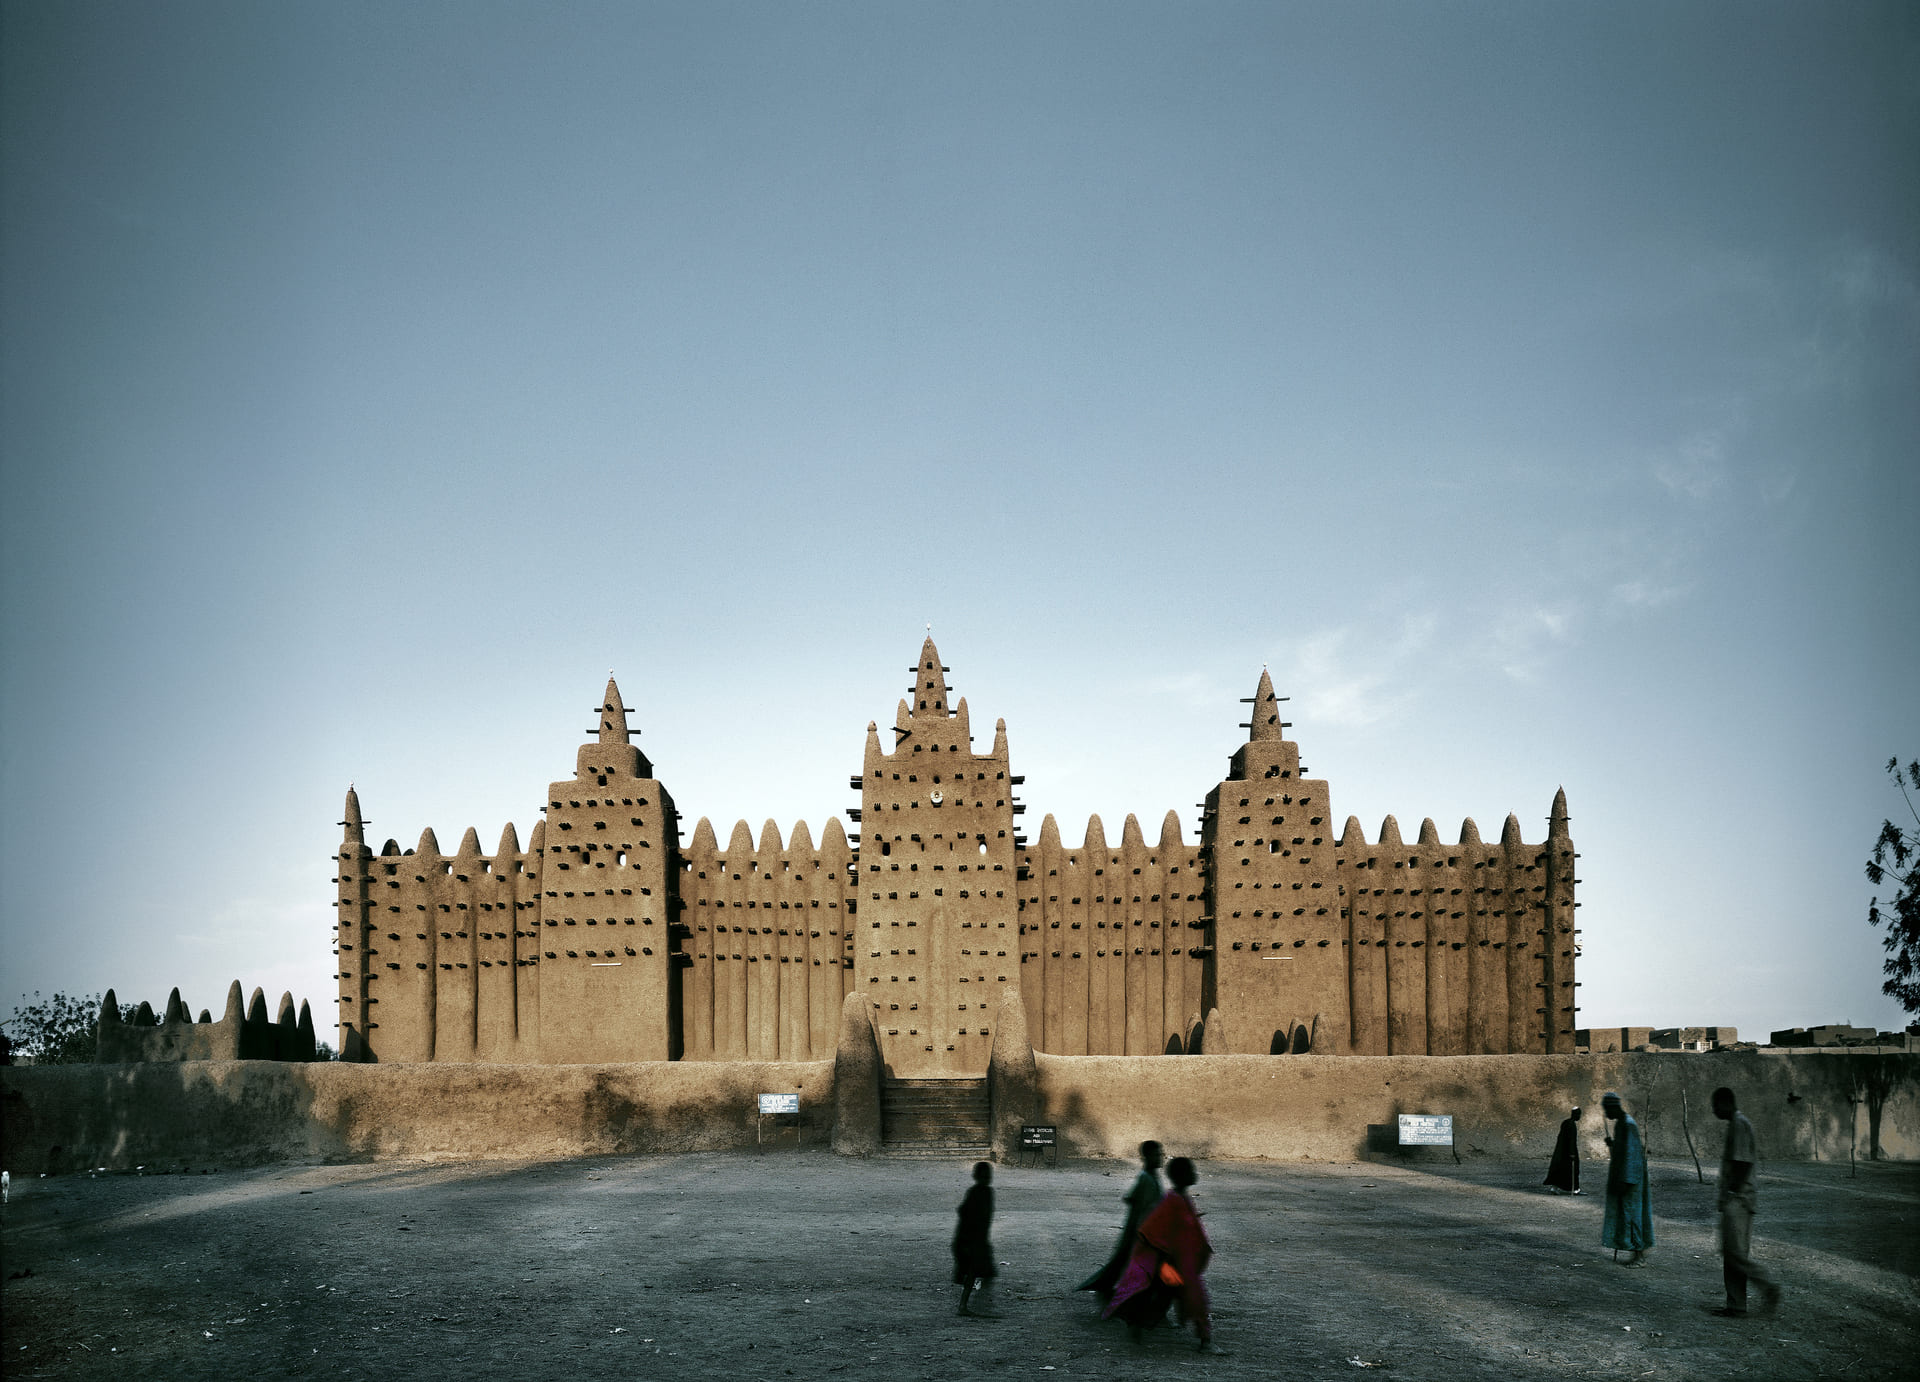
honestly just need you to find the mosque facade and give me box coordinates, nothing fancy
[333,638,1578,1073]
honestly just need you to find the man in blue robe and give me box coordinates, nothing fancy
[1600,1090,1653,1264]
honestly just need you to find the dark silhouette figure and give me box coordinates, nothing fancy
[953,1161,997,1316]
[1545,1106,1582,1194]
[1104,1155,1215,1352]
[1712,1086,1782,1317]
[1079,1140,1164,1299]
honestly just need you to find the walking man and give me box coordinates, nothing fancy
[1600,1091,1653,1264]
[1712,1087,1781,1317]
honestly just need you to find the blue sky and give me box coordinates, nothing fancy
[3,2,1915,1044]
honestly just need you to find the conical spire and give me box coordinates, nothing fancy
[912,636,951,716]
[1417,818,1440,846]
[1121,814,1146,850]
[688,816,718,854]
[99,989,121,1027]
[1159,810,1184,849]
[757,819,784,855]
[457,826,483,857]
[727,819,756,857]
[1459,817,1482,845]
[788,818,815,855]
[597,676,633,745]
[992,718,1008,759]
[1340,816,1366,847]
[1549,787,1570,840]
[1502,813,1524,846]
[1379,814,1404,847]
[164,987,188,1023]
[495,821,521,858]
[1248,667,1284,742]
[819,816,849,864]
[416,826,442,857]
[223,981,245,1024]
[341,786,365,845]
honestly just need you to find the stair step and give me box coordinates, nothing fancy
[880,1077,992,1149]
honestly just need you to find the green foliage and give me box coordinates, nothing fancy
[1,991,121,1064]
[1866,757,1920,1033]
[315,1040,337,1061]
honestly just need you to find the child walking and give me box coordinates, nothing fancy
[953,1161,997,1316]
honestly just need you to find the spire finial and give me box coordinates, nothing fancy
[1248,667,1284,742]
[597,675,632,745]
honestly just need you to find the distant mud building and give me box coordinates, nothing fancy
[335,639,1578,1074]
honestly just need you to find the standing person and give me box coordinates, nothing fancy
[953,1161,998,1316]
[1600,1091,1654,1265]
[1545,1107,1583,1194]
[1712,1087,1782,1317]
[1079,1140,1165,1299]
[1104,1156,1215,1352]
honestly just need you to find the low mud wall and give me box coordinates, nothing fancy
[0,1059,832,1172]
[1030,1049,1920,1165]
[5,1049,1913,1173]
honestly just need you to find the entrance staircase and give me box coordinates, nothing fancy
[880,1077,991,1157]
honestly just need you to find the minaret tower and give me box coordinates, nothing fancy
[855,637,1019,1076]
[1199,668,1345,1053]
[334,785,375,1060]
[533,676,683,1062]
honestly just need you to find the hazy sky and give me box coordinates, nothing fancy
[3,2,1915,1046]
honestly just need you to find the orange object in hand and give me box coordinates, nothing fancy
[1158,1260,1185,1288]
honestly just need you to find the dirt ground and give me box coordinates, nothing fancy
[2,1151,1914,1381]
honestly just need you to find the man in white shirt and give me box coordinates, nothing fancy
[1712,1086,1782,1317]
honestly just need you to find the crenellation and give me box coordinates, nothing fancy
[96,976,326,1063]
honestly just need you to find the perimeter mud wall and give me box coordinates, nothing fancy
[0,1060,831,1172]
[1028,1050,1920,1165]
[3,1049,1913,1173]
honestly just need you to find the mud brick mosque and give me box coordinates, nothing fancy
[333,638,1578,1075]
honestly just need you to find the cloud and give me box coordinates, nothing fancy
[1482,603,1576,682]
[1652,430,1731,501]
[1139,669,1232,711]
[1609,577,1687,611]
[1287,617,1434,728]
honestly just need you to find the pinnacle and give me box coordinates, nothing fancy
[910,635,951,717]
[598,676,632,746]
[1248,667,1283,742]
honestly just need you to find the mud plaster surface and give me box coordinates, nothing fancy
[2,1153,1914,1381]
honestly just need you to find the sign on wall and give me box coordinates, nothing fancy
[1397,1113,1453,1146]
[758,1092,800,1115]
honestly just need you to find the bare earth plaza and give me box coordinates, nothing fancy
[2,1154,1916,1381]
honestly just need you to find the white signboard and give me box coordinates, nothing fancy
[758,1093,799,1115]
[1397,1113,1453,1146]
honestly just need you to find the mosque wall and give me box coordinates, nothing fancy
[321,637,1574,1068]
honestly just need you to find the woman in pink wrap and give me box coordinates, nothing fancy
[1102,1155,1214,1351]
